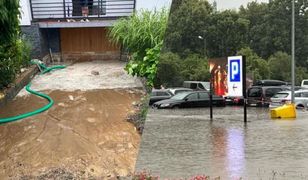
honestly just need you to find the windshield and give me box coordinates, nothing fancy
[273,93,289,98]
[171,92,190,100]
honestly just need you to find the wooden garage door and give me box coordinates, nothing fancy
[60,27,119,53]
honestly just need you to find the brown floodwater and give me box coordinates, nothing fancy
[0,89,143,179]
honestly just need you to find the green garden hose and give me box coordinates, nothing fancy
[0,63,66,123]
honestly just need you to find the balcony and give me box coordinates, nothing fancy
[30,0,136,21]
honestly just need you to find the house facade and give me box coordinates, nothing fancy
[20,0,136,62]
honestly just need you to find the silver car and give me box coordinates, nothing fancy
[270,90,308,109]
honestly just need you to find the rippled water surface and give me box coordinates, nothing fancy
[136,107,308,179]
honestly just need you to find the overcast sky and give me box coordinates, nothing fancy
[136,0,269,11]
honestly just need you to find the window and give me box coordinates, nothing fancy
[248,88,262,97]
[186,93,198,100]
[295,93,301,97]
[303,81,308,85]
[199,92,209,99]
[198,83,205,90]
[273,93,289,98]
[190,83,197,89]
[301,92,308,97]
[157,92,170,96]
[265,88,282,97]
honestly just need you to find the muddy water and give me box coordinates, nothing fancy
[136,107,308,179]
[0,89,143,179]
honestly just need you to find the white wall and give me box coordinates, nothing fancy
[20,0,32,26]
[136,0,172,11]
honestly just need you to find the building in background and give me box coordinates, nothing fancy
[19,0,136,62]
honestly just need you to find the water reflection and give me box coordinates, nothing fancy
[226,128,245,178]
[211,126,245,178]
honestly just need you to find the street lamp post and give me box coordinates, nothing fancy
[291,0,295,103]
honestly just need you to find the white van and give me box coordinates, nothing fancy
[183,81,210,91]
[301,80,308,89]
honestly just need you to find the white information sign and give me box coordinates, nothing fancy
[227,56,243,97]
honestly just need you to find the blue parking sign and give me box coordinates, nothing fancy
[229,59,240,82]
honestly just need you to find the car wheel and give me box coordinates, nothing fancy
[296,104,305,109]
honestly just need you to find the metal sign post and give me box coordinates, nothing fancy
[227,56,247,123]
[210,76,213,120]
[243,56,247,123]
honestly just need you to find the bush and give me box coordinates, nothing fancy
[268,52,291,82]
[180,54,210,82]
[154,52,183,88]
[0,0,31,90]
[155,52,210,88]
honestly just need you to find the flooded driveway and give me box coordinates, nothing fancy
[0,60,144,178]
[136,107,308,179]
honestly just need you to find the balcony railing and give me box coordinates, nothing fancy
[30,0,135,20]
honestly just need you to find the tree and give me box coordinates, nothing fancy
[237,47,270,81]
[240,0,308,68]
[180,54,210,81]
[163,0,213,57]
[268,52,291,82]
[0,0,30,89]
[206,10,250,57]
[155,52,183,88]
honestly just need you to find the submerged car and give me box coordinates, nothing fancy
[149,89,173,105]
[247,86,289,107]
[153,91,225,109]
[270,90,308,109]
[167,87,193,96]
[224,96,244,105]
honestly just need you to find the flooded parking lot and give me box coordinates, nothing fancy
[136,107,308,179]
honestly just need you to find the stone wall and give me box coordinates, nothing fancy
[21,24,60,59]
[21,24,41,58]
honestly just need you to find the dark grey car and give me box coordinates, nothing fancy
[149,89,173,105]
[153,91,225,109]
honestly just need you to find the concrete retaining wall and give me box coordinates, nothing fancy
[0,66,38,107]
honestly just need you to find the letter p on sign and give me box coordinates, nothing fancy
[230,59,240,82]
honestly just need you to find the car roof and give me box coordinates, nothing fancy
[249,86,288,89]
[276,90,308,93]
[168,87,192,90]
[152,89,170,92]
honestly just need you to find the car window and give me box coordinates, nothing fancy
[248,88,262,97]
[175,90,190,95]
[302,92,308,97]
[265,88,282,97]
[198,83,205,89]
[295,93,301,97]
[304,81,308,85]
[190,83,197,89]
[273,93,289,98]
[199,92,209,99]
[186,93,198,100]
[157,92,170,96]
[150,92,156,96]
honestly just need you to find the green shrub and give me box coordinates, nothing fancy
[0,0,31,90]
[108,9,169,88]
[155,52,211,88]
[154,52,183,88]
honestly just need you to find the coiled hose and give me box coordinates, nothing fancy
[0,62,66,123]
